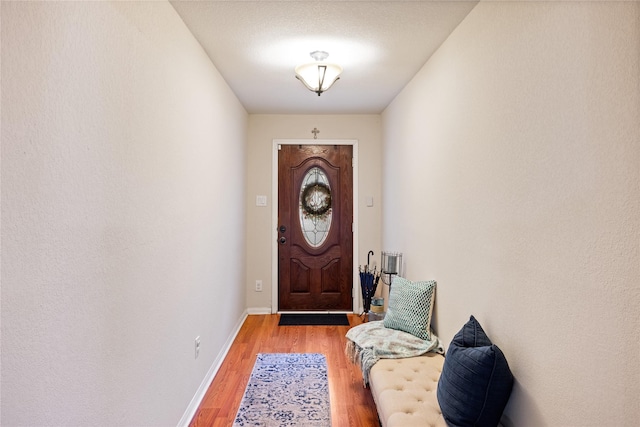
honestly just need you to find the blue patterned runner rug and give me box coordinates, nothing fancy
[233,353,331,427]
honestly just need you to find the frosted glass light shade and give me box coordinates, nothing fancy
[295,53,342,96]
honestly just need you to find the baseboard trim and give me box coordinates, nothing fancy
[177,309,248,427]
[247,307,272,315]
[276,310,355,314]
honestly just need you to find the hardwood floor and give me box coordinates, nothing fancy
[189,314,379,427]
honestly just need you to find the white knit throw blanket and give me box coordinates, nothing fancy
[345,320,443,386]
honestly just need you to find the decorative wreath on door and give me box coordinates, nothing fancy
[300,182,332,219]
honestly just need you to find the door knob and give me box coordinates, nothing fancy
[279,237,286,244]
[279,225,286,233]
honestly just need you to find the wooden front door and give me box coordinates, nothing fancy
[278,144,353,311]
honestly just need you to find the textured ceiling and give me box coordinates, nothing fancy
[170,1,478,114]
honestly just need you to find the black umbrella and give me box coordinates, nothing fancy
[359,251,380,314]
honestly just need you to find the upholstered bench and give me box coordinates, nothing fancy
[348,277,513,427]
[368,353,447,427]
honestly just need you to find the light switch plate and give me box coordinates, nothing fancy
[256,195,267,207]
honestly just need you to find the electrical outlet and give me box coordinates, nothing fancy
[255,280,263,292]
[195,336,200,359]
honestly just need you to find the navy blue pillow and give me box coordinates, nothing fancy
[437,316,514,427]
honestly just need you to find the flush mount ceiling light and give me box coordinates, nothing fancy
[295,51,343,96]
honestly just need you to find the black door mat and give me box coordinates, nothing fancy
[278,313,350,326]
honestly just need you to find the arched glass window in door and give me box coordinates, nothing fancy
[299,167,332,248]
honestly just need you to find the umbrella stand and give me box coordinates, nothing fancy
[359,251,380,317]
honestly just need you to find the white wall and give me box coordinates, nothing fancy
[382,1,639,426]
[246,115,382,312]
[1,2,247,425]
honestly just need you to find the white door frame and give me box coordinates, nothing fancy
[272,139,359,313]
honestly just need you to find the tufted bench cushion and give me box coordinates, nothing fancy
[368,353,447,427]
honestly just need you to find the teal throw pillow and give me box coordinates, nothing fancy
[383,277,436,340]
